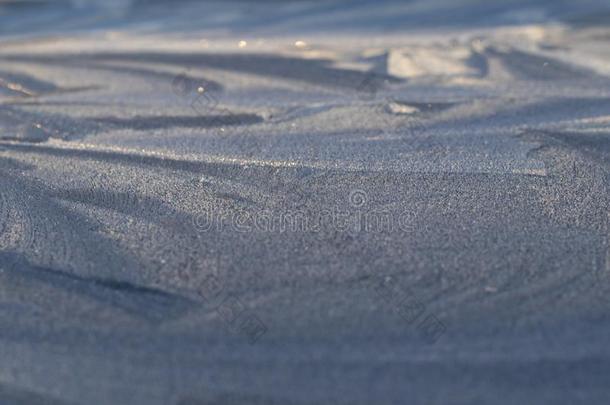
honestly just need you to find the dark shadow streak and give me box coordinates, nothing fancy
[0,382,74,405]
[176,392,311,405]
[0,251,195,323]
[535,130,610,166]
[0,104,104,142]
[425,97,610,134]
[0,69,59,95]
[3,52,402,92]
[55,187,199,230]
[0,141,310,177]
[1,100,117,107]
[90,114,263,130]
[485,47,598,81]
[85,63,223,93]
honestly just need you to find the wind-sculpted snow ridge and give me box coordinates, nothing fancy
[0,0,610,404]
